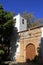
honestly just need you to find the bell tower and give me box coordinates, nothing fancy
[13,14,27,32]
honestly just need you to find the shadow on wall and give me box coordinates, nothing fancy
[33,37,43,64]
[27,38,43,65]
[26,37,43,64]
[9,27,19,61]
[40,37,43,64]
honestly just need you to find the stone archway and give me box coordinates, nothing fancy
[26,43,36,61]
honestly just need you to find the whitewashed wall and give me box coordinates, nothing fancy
[13,14,27,32]
[13,14,20,32]
[41,27,43,37]
[20,16,27,32]
[13,14,27,60]
[41,27,43,63]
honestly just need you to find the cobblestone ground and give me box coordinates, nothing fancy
[2,61,42,65]
[16,61,42,65]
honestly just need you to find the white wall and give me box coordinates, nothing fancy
[41,27,43,63]
[13,14,27,60]
[13,14,20,32]
[13,14,27,32]
[14,42,20,59]
[41,27,43,37]
[20,16,27,31]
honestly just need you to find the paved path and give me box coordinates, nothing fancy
[16,62,42,65]
[3,61,42,65]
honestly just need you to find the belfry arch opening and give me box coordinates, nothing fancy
[26,43,36,62]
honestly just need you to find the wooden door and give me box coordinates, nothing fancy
[26,44,36,61]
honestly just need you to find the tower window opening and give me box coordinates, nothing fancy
[14,18,16,23]
[22,19,24,24]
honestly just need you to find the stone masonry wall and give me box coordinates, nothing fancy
[16,27,42,63]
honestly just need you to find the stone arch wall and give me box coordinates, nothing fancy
[16,27,42,63]
[25,42,36,51]
[24,41,37,58]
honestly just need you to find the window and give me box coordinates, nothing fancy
[14,18,16,26]
[14,18,16,23]
[22,19,24,24]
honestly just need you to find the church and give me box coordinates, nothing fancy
[13,14,43,63]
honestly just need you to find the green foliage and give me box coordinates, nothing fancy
[3,19,13,27]
[0,4,14,27]
[0,4,15,61]
[0,50,5,54]
[4,12,14,20]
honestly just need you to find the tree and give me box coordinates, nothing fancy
[0,4,15,63]
[22,12,43,28]
[22,12,35,28]
[34,18,43,26]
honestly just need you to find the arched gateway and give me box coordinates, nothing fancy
[15,26,42,63]
[26,44,36,61]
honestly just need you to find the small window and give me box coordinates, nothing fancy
[14,18,16,23]
[22,19,24,24]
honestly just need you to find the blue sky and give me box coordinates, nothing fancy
[0,0,43,18]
